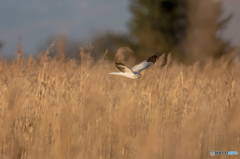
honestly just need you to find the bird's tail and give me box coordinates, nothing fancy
[109,72,123,75]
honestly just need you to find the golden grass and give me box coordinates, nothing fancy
[0,44,239,159]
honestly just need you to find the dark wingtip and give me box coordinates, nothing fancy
[147,55,158,63]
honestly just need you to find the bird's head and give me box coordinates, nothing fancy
[136,73,141,79]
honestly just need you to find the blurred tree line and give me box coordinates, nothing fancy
[46,0,232,64]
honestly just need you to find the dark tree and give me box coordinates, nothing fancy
[128,0,187,57]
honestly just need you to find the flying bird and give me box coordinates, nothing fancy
[109,55,158,79]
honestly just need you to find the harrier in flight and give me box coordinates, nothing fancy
[109,55,157,79]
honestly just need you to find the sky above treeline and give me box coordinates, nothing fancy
[0,0,239,56]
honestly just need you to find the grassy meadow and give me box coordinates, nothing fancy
[0,43,239,159]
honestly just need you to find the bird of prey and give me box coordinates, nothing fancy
[109,55,158,79]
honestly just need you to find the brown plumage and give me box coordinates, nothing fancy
[115,60,132,73]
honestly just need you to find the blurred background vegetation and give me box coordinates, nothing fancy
[2,0,234,64]
[44,0,232,64]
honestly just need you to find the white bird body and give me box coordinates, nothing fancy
[109,55,157,79]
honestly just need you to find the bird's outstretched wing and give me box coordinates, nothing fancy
[115,60,133,73]
[131,55,157,73]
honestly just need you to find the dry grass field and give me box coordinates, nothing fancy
[0,43,239,159]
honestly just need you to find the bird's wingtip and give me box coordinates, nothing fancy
[147,55,158,63]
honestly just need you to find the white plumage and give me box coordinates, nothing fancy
[109,55,157,79]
